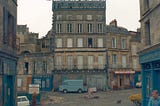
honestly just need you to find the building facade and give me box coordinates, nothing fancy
[16,0,141,92]
[139,1,160,106]
[52,0,107,90]
[106,20,141,89]
[130,29,141,86]
[0,0,17,106]
[16,25,54,92]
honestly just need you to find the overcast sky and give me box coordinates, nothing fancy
[17,0,140,38]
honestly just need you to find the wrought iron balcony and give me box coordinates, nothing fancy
[52,64,107,74]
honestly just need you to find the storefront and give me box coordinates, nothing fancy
[139,44,160,106]
[110,70,135,90]
[0,53,17,106]
[32,75,53,91]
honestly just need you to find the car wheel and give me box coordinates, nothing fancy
[63,89,67,93]
[78,89,82,93]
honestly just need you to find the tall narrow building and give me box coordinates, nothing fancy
[139,1,160,105]
[0,0,17,106]
[52,0,107,90]
[106,20,141,90]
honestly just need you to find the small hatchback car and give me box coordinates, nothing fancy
[17,96,30,106]
[136,81,142,88]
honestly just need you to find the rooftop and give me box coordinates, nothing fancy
[52,0,106,10]
[106,25,130,35]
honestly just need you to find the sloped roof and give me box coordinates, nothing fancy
[106,25,130,35]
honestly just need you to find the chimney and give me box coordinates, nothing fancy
[109,19,117,27]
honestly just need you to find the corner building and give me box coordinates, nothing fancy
[139,0,160,105]
[0,0,17,106]
[52,0,107,90]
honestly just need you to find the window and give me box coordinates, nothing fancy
[77,56,83,69]
[88,56,93,69]
[121,39,126,49]
[33,79,41,88]
[131,45,137,55]
[77,38,83,47]
[77,15,82,20]
[97,15,102,21]
[42,61,47,73]
[17,78,22,87]
[46,78,50,88]
[57,15,62,20]
[33,61,36,74]
[98,56,103,69]
[3,7,16,48]
[111,37,116,48]
[144,0,150,11]
[24,62,29,74]
[88,38,93,47]
[67,24,72,33]
[42,40,49,48]
[56,56,62,69]
[3,7,7,44]
[56,38,62,48]
[112,54,117,67]
[67,15,72,20]
[87,15,92,20]
[98,38,103,47]
[57,24,62,33]
[67,56,73,69]
[122,55,127,68]
[78,24,83,33]
[88,24,93,33]
[98,24,103,33]
[146,0,149,9]
[67,38,73,47]
[145,20,151,45]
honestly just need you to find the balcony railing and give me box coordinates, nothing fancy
[54,64,106,70]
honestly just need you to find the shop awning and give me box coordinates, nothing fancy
[114,71,135,74]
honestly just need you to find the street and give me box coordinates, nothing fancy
[40,88,141,106]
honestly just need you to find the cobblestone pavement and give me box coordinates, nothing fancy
[40,88,141,106]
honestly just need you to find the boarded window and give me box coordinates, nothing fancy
[17,78,22,87]
[67,38,73,47]
[98,38,103,47]
[56,38,62,48]
[77,56,83,69]
[88,56,93,69]
[77,38,83,47]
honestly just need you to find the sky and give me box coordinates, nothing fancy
[17,0,140,38]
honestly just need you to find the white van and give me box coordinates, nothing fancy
[17,96,30,106]
[59,80,87,93]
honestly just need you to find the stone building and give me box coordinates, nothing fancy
[16,25,54,92]
[130,29,141,85]
[139,1,160,105]
[0,0,17,106]
[52,0,107,90]
[106,20,141,89]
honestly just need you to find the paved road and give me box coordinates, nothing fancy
[40,88,141,106]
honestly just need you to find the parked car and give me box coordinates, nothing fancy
[136,81,142,88]
[17,96,30,106]
[59,79,87,93]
